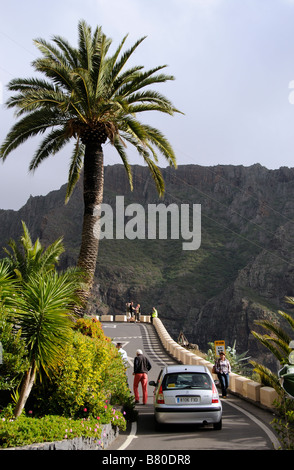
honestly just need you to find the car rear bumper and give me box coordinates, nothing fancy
[155,406,222,424]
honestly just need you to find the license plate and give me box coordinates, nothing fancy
[176,396,200,403]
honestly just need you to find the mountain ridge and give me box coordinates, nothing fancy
[1,163,294,370]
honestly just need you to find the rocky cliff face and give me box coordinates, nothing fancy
[1,163,294,370]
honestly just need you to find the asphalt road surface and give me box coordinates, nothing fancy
[102,322,281,452]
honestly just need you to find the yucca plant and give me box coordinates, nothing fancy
[11,270,82,417]
[0,260,17,309]
[0,261,29,392]
[3,221,64,282]
[0,20,182,306]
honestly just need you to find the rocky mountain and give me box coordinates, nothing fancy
[1,163,294,371]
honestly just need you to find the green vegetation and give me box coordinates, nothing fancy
[251,299,294,390]
[0,226,131,448]
[206,341,252,377]
[251,299,294,449]
[0,411,123,449]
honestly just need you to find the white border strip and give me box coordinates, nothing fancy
[224,399,280,449]
[118,421,138,450]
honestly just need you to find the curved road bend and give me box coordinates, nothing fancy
[102,322,280,451]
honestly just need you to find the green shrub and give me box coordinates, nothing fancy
[0,411,123,448]
[0,312,28,392]
[31,320,130,422]
[271,396,294,450]
[0,317,130,448]
[73,317,107,340]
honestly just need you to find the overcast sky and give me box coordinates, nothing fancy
[1,0,294,210]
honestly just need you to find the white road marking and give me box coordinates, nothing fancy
[118,421,138,450]
[111,323,281,450]
[223,399,280,449]
[140,324,168,366]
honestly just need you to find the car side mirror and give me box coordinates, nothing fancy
[149,380,157,387]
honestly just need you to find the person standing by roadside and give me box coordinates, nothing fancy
[133,349,152,405]
[135,303,141,322]
[151,306,158,324]
[214,351,231,398]
[116,342,128,365]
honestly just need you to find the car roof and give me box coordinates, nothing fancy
[162,364,209,374]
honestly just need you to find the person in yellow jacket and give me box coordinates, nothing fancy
[151,307,158,324]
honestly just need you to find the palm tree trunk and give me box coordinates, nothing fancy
[77,141,104,307]
[14,365,36,418]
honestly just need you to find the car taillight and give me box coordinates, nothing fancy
[156,385,165,404]
[211,381,219,403]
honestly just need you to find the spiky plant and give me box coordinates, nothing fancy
[251,297,294,391]
[3,221,64,282]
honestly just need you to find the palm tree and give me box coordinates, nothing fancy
[0,20,181,305]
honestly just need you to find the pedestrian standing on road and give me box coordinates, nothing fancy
[151,307,158,324]
[133,349,152,405]
[129,301,135,322]
[214,351,231,398]
[116,343,128,365]
[126,302,131,322]
[135,303,141,322]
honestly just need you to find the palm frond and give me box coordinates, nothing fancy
[66,140,85,202]
[251,331,286,364]
[112,137,133,191]
[143,157,165,197]
[0,109,63,160]
[254,318,292,346]
[29,127,70,171]
[250,360,282,393]
[142,124,177,167]
[51,35,79,68]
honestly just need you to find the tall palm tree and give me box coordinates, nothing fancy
[0,20,181,305]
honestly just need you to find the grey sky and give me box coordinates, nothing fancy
[1,0,294,210]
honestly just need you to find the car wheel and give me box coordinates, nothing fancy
[213,419,222,430]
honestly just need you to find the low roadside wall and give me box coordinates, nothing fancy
[152,318,279,411]
[100,314,151,322]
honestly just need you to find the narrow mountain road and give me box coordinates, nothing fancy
[102,322,281,452]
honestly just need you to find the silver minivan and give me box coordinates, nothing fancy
[149,364,222,430]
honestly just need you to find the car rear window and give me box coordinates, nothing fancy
[162,372,212,390]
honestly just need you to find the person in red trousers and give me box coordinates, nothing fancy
[133,349,152,405]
